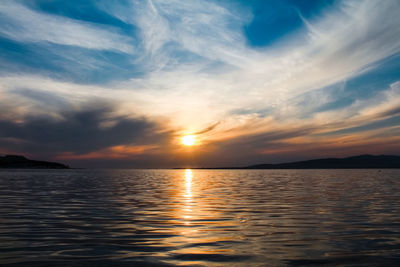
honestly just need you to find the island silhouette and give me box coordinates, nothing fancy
[182,155,400,169]
[242,155,400,169]
[0,155,69,169]
[1,154,400,169]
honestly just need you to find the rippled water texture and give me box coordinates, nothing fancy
[0,169,400,266]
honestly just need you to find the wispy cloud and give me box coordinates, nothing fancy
[0,0,134,53]
[100,0,400,130]
[0,0,399,166]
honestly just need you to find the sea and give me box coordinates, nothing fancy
[0,169,399,266]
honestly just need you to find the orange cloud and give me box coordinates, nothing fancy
[56,145,158,160]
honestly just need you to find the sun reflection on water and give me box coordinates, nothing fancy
[183,169,193,224]
[184,169,192,199]
[2,170,399,266]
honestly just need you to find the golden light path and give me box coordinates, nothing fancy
[184,169,192,199]
[181,135,196,146]
[183,169,193,222]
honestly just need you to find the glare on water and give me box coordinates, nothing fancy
[184,169,192,199]
[0,169,399,266]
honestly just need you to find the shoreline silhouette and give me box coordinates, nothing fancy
[175,155,400,169]
[0,155,69,169]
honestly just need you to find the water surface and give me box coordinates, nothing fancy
[0,169,399,266]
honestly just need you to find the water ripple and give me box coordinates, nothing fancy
[0,169,400,266]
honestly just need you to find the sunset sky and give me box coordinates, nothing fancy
[0,0,400,168]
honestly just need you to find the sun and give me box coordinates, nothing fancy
[181,135,196,146]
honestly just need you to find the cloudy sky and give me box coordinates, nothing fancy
[0,0,399,168]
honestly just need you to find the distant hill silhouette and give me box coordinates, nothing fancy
[0,155,69,169]
[242,155,400,169]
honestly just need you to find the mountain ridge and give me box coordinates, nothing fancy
[0,155,69,169]
[239,154,400,169]
[175,155,400,169]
